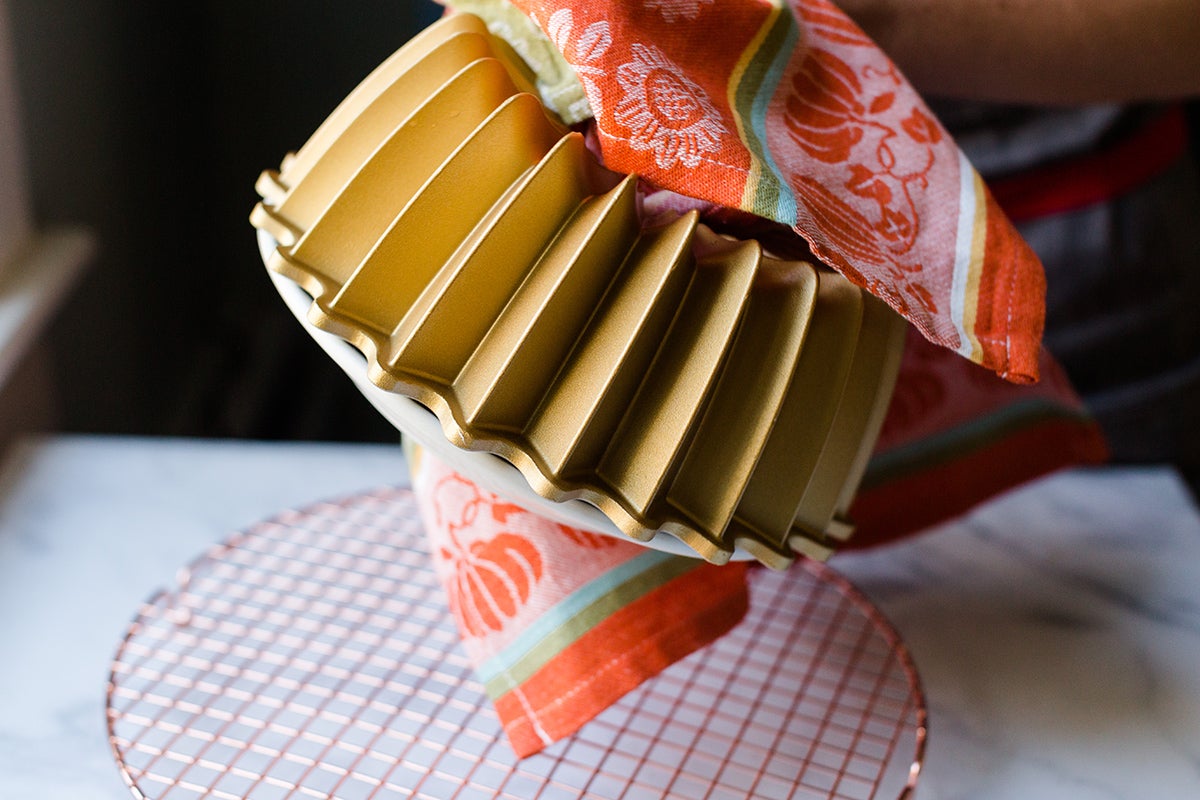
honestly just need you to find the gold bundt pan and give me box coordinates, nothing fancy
[250,13,905,567]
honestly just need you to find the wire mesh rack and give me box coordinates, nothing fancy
[107,487,925,799]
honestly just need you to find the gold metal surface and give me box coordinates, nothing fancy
[255,14,490,204]
[250,13,906,565]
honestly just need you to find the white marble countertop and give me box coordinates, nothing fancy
[1,435,1197,799]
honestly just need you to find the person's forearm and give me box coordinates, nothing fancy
[834,0,1200,104]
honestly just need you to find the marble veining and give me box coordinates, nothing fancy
[1,435,1199,799]
[833,468,1200,799]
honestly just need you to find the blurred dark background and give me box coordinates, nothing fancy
[7,0,441,442]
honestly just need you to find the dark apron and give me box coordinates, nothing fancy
[937,101,1200,477]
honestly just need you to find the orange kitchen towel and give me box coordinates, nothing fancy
[473,0,1045,383]
[410,449,750,758]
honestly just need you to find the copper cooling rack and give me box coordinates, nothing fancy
[107,487,925,799]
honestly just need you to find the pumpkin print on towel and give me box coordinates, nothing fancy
[783,43,943,318]
[430,471,545,639]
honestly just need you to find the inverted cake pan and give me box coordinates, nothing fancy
[251,13,905,567]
